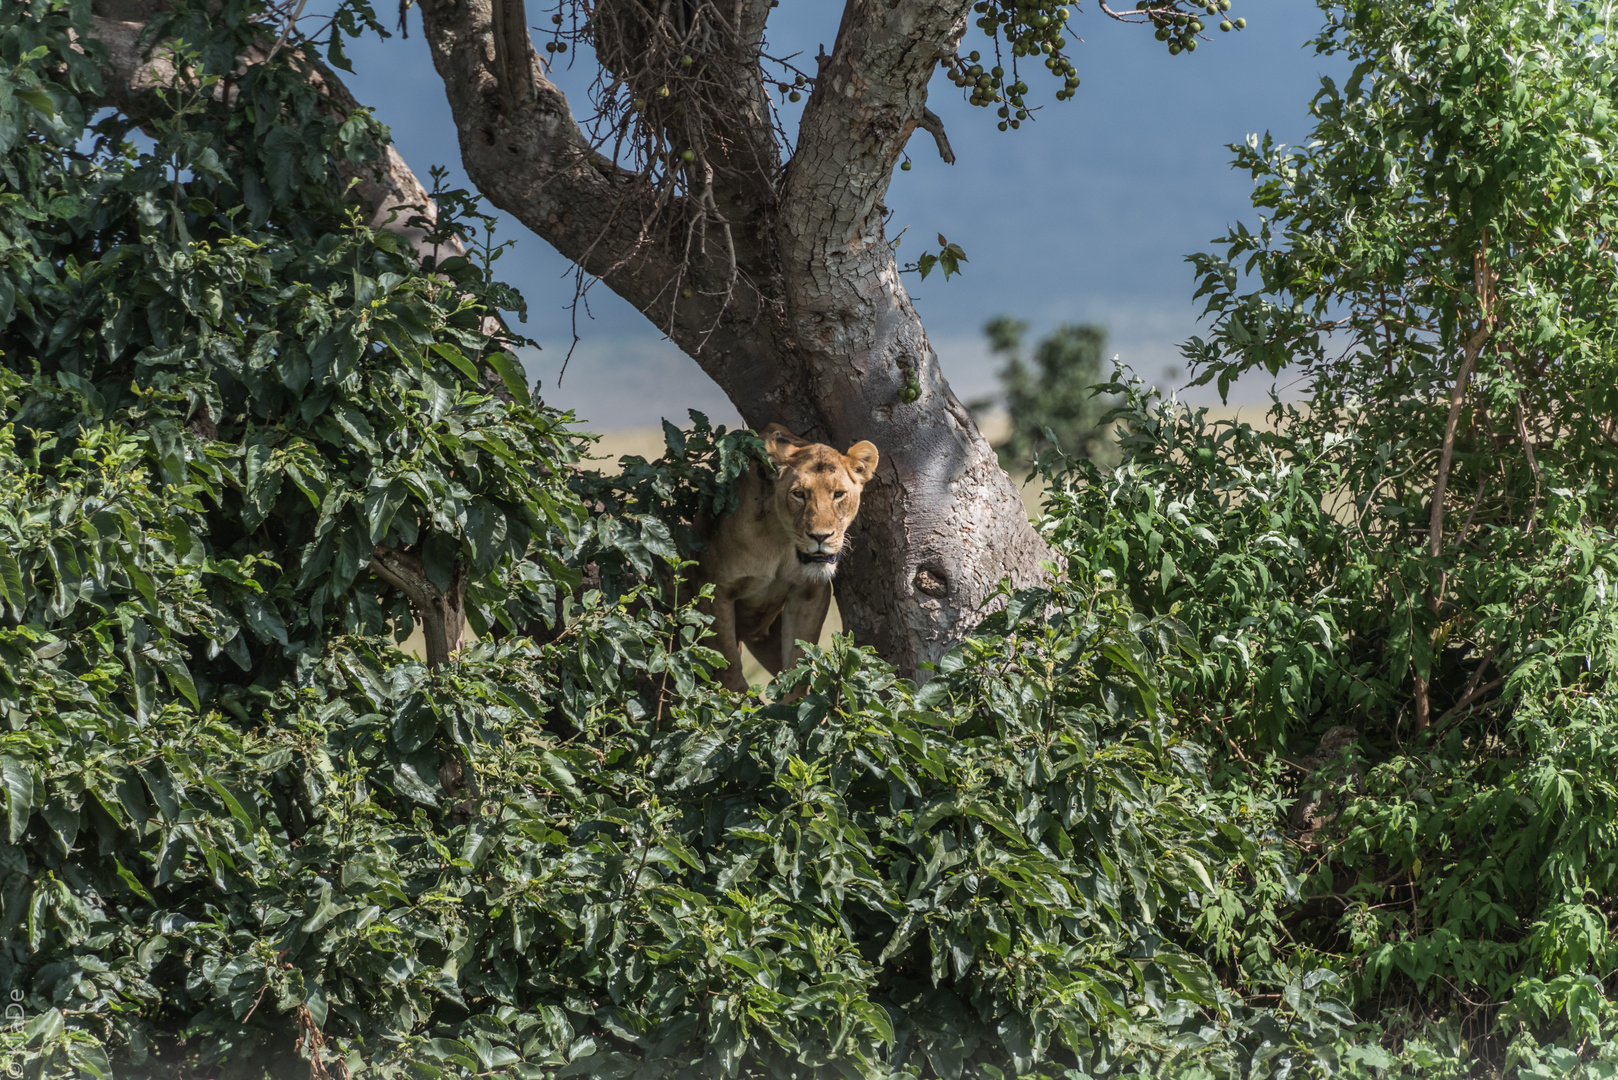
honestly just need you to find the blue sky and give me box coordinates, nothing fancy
[325,0,1345,429]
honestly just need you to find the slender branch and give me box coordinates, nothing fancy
[916,107,956,164]
[1428,239,1496,560]
[1432,677,1506,737]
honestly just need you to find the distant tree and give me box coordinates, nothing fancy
[975,316,1115,466]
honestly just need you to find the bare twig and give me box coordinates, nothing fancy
[1432,676,1506,737]
[263,0,309,65]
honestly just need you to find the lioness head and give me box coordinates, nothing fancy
[761,424,879,581]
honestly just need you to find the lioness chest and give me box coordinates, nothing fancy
[726,564,827,643]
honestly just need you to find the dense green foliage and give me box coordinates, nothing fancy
[0,4,1309,1079]
[1082,0,1618,1069]
[9,0,1618,1076]
[973,318,1116,467]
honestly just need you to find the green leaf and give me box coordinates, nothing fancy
[431,341,481,381]
[1156,950,1219,1007]
[16,88,56,119]
[0,552,23,616]
[1,757,34,844]
[485,351,532,405]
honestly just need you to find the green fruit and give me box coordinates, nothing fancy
[969,50,982,61]
[632,98,644,109]
[1155,26,1169,39]
[1234,16,1246,26]
[1168,41,1182,53]
[1010,118,1021,128]
[788,90,801,102]
[997,105,1010,117]
[555,42,566,53]
[1185,37,1197,50]
[998,120,1009,131]
[550,12,562,22]
[1189,19,1203,31]
[1218,0,1230,9]
[680,149,695,162]
[656,86,669,97]
[992,65,1005,78]
[900,160,912,171]
[1219,19,1231,30]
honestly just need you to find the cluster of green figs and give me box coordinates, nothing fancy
[938,0,1246,128]
[945,1,1083,130]
[1139,0,1246,55]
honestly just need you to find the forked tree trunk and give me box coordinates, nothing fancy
[90,0,1051,677]
[413,0,1048,675]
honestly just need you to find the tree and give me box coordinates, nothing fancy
[87,0,1254,676]
[973,317,1115,467]
[0,8,1301,1077]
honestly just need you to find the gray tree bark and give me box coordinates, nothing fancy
[89,0,1052,677]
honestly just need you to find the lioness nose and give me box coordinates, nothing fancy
[808,531,833,544]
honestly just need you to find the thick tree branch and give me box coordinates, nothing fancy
[369,546,468,668]
[415,0,792,410]
[772,0,1047,672]
[88,2,465,264]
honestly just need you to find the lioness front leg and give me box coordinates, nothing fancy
[777,583,832,676]
[707,592,751,693]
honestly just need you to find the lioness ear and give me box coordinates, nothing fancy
[761,423,805,469]
[844,441,879,483]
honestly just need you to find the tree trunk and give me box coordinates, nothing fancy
[89,0,1052,677]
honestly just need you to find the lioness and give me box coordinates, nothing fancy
[700,424,879,692]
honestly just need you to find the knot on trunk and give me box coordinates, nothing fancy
[912,564,949,597]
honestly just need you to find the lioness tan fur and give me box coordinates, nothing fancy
[700,424,879,692]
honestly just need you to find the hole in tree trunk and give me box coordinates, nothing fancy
[913,565,949,597]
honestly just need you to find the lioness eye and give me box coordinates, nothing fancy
[833,490,846,500]
[792,489,806,501]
